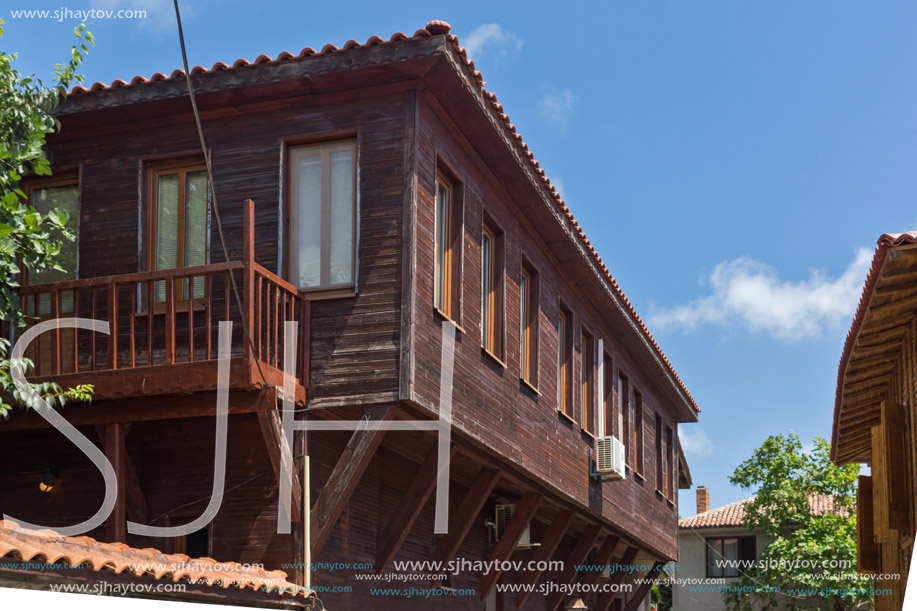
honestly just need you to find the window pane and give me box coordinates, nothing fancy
[723,538,739,577]
[184,171,208,298]
[31,185,79,313]
[296,153,322,288]
[329,149,354,285]
[481,233,492,347]
[520,271,528,378]
[155,174,179,301]
[435,184,448,311]
[707,540,722,578]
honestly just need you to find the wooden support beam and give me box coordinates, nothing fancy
[577,534,620,588]
[431,467,501,564]
[479,491,542,600]
[257,405,303,522]
[376,442,458,574]
[1,386,277,431]
[594,546,640,611]
[622,562,664,611]
[517,508,574,608]
[545,524,601,611]
[311,405,392,558]
[95,425,147,525]
[104,422,127,543]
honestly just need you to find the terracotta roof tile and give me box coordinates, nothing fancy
[62,20,698,414]
[679,494,847,529]
[0,520,308,598]
[832,231,917,460]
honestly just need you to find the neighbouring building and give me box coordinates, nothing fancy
[832,231,917,611]
[674,487,844,611]
[0,21,700,610]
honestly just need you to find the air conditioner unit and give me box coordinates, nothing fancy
[594,436,626,480]
[495,504,531,547]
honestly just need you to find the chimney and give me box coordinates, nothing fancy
[696,486,710,514]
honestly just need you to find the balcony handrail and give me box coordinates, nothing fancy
[252,263,302,298]
[16,199,310,397]
[20,260,245,295]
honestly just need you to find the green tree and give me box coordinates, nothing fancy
[0,20,94,418]
[723,434,871,611]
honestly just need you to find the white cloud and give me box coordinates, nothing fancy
[539,86,576,127]
[462,23,523,61]
[679,425,713,457]
[649,248,873,341]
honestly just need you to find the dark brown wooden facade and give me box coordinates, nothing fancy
[832,233,917,611]
[1,22,698,610]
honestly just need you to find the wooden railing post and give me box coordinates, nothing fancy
[243,199,255,365]
[108,282,118,370]
[300,298,310,387]
[165,277,175,365]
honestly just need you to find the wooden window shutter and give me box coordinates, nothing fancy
[857,475,879,574]
[874,402,911,532]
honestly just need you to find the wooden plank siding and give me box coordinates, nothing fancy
[407,88,682,559]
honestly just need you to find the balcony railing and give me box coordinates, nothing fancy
[11,200,309,403]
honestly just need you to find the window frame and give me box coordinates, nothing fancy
[433,165,464,321]
[602,351,614,438]
[481,217,505,361]
[706,536,756,578]
[655,413,664,494]
[519,261,539,388]
[619,372,631,468]
[557,303,574,418]
[146,160,211,307]
[22,174,81,288]
[634,390,645,478]
[286,139,359,296]
[666,424,676,502]
[581,328,595,435]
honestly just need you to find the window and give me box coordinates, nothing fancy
[706,537,756,578]
[655,413,664,493]
[434,169,463,318]
[481,219,504,358]
[26,179,80,311]
[619,374,630,467]
[519,262,538,386]
[165,516,210,557]
[557,305,573,417]
[634,391,645,477]
[289,140,357,291]
[581,329,595,434]
[666,425,675,500]
[602,351,614,437]
[25,179,79,375]
[148,162,210,301]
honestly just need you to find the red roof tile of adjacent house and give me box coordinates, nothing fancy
[679,494,847,529]
[0,520,308,598]
[62,20,699,416]
[832,231,917,460]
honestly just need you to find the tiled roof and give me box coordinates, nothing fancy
[679,494,847,529]
[832,231,917,460]
[0,519,308,598]
[63,20,699,415]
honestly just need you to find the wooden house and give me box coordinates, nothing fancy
[832,231,917,611]
[0,21,699,610]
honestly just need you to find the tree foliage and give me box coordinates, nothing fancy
[723,434,871,611]
[0,20,94,418]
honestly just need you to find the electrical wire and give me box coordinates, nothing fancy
[171,0,266,386]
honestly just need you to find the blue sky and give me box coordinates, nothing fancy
[6,1,917,515]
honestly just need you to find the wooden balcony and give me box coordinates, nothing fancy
[13,200,308,405]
